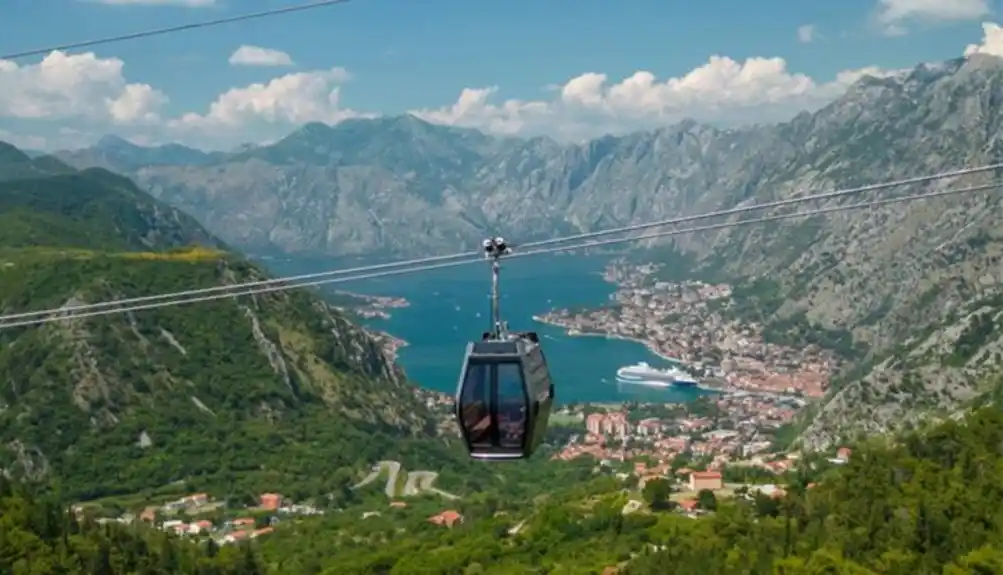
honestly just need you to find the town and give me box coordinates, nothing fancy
[550,401,853,514]
[551,398,803,466]
[536,261,835,398]
[78,492,325,546]
[342,291,409,320]
[409,382,816,479]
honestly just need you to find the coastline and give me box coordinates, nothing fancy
[367,329,409,363]
[532,314,730,393]
[532,314,680,364]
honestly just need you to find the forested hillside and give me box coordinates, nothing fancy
[0,477,267,574]
[254,406,1003,574]
[0,141,453,502]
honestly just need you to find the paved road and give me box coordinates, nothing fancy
[351,460,459,500]
[404,470,459,500]
[352,460,402,498]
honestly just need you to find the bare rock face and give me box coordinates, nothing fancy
[52,54,1003,449]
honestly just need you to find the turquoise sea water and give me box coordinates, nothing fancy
[264,254,710,405]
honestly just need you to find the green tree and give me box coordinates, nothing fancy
[641,478,671,510]
[697,488,717,511]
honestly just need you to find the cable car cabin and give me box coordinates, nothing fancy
[455,333,554,460]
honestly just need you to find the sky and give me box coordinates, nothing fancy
[1,0,1003,151]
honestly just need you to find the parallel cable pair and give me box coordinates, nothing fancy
[0,162,998,325]
[0,178,998,330]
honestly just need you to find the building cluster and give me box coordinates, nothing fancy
[556,405,853,486]
[540,263,838,399]
[349,293,410,320]
[561,410,731,466]
[560,390,804,462]
[357,502,465,529]
[81,491,325,546]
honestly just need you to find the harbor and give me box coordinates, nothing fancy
[613,361,727,395]
[532,261,834,399]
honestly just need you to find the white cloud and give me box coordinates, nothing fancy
[0,51,166,124]
[167,67,369,148]
[875,0,991,35]
[94,0,216,5]
[228,45,294,67]
[411,56,897,141]
[0,50,361,149]
[797,24,816,43]
[965,22,1003,56]
[0,21,998,151]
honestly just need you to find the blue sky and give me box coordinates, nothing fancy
[0,0,999,150]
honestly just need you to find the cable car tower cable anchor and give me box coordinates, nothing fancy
[482,236,511,340]
[456,236,555,460]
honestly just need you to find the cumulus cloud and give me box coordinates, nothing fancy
[0,51,166,124]
[965,22,1003,56]
[167,67,369,148]
[797,24,816,43]
[411,56,896,141]
[0,51,359,150]
[875,0,991,35]
[228,45,294,67]
[1,21,998,151]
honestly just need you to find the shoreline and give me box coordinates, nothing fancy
[368,330,409,363]
[532,314,731,394]
[532,314,680,364]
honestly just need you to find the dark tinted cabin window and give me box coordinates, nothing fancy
[460,363,491,446]
[496,362,526,449]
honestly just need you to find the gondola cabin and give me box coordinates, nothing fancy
[455,332,554,459]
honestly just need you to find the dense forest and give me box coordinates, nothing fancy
[243,406,1003,573]
[0,477,266,574]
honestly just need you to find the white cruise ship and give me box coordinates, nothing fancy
[616,362,698,387]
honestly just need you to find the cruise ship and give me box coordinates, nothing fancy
[616,362,698,387]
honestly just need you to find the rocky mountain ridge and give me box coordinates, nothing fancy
[53,53,1003,450]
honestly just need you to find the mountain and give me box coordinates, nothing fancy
[56,135,224,174]
[52,54,1003,448]
[0,147,448,501]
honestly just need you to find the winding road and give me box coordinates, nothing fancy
[351,460,459,500]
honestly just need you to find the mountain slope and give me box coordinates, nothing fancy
[0,148,442,501]
[697,55,1003,448]
[53,53,1003,449]
[0,165,224,251]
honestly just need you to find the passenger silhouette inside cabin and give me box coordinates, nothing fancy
[461,363,492,447]
[496,362,526,449]
[460,362,526,451]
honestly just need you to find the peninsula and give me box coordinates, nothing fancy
[337,290,409,320]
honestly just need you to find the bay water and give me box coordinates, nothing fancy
[264,254,709,405]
